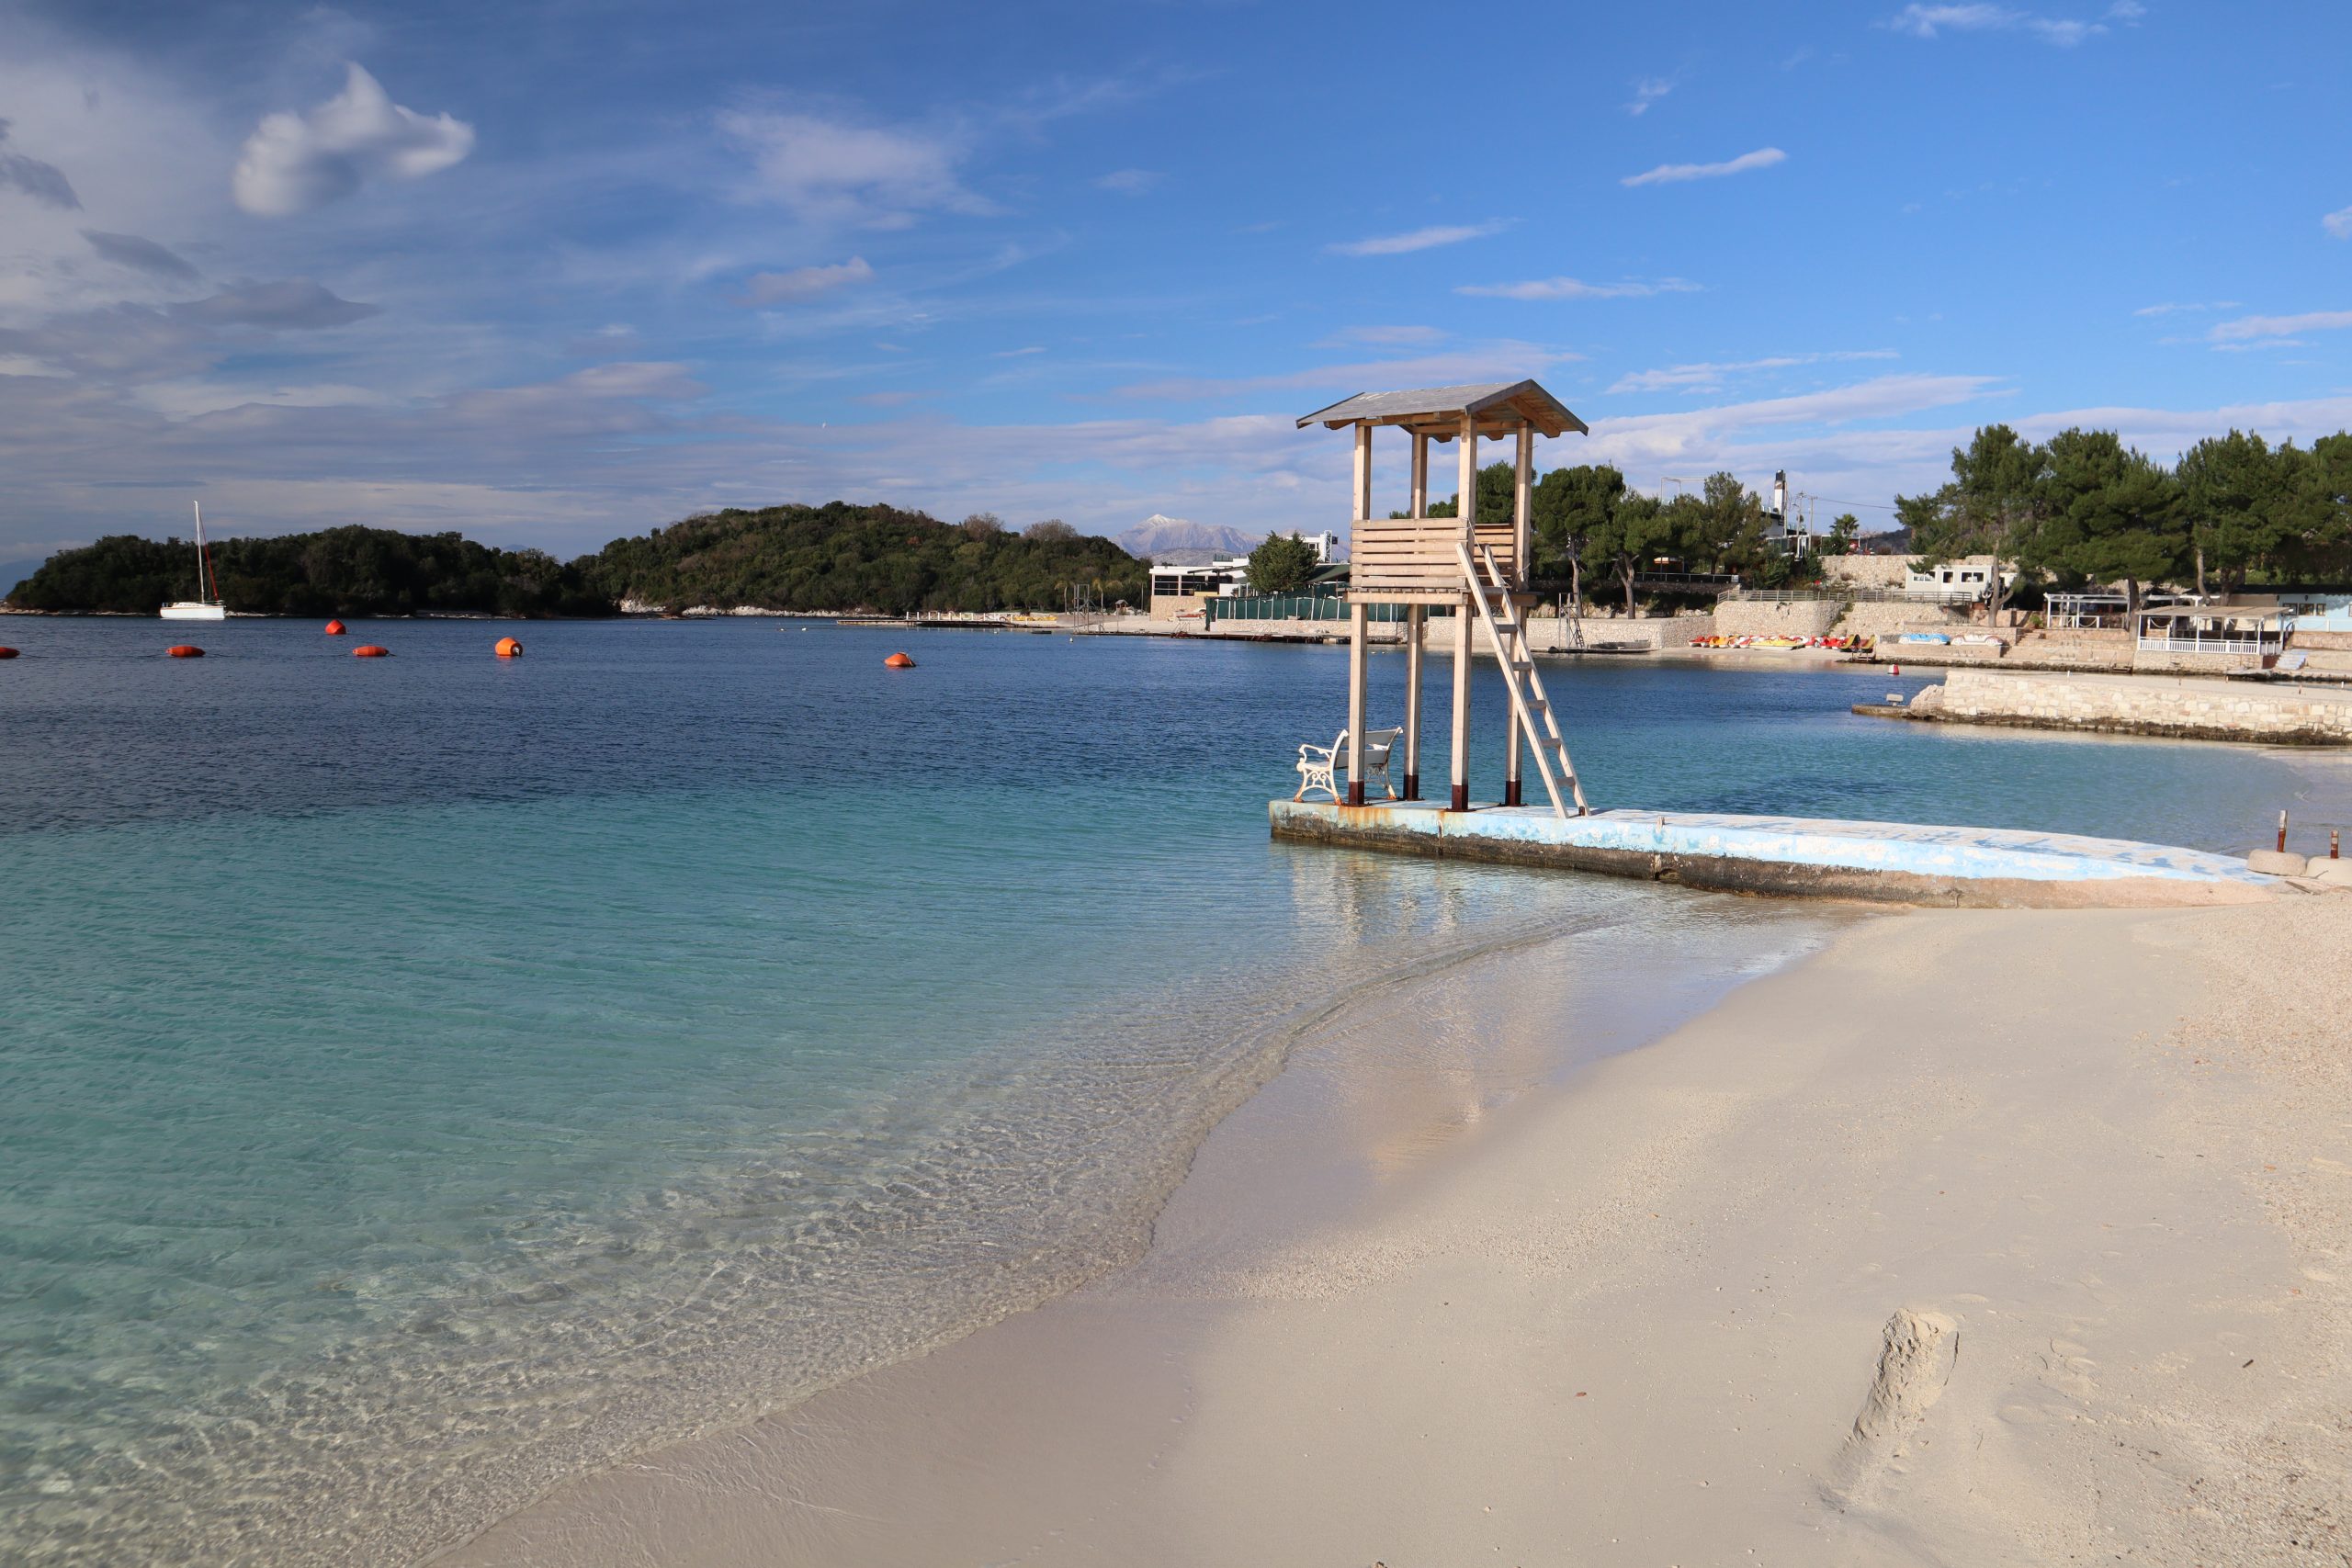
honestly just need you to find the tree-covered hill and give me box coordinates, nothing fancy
[4,526,611,617]
[4,503,1149,616]
[585,502,1147,613]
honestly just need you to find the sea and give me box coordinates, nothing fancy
[0,615,2336,1563]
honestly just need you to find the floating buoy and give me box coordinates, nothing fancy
[167,645,205,658]
[1890,663,1901,676]
[353,644,390,658]
[323,619,347,636]
[0,647,17,659]
[494,636,523,658]
[884,651,916,669]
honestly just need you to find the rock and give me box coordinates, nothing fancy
[2247,849,2309,876]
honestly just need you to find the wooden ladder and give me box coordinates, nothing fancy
[1454,539,1590,818]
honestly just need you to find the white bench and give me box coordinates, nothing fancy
[1294,726,1402,803]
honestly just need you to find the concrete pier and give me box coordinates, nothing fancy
[1270,800,2275,908]
[1899,668,2352,746]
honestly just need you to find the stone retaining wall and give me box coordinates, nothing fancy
[1832,600,1968,638]
[1821,554,1914,589]
[1930,667,2352,744]
[1421,615,1703,653]
[1715,599,1842,638]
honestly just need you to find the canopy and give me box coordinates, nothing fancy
[1295,379,1587,441]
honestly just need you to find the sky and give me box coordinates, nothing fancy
[2,0,2349,561]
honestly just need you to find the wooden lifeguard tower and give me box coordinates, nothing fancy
[1295,379,1590,817]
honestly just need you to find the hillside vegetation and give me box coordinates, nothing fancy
[5,503,1148,616]
[586,502,1145,613]
[6,527,609,617]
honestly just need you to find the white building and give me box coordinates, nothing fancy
[1146,530,1340,604]
[1903,557,2015,602]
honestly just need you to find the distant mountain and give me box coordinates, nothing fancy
[1115,514,1262,562]
[0,558,44,596]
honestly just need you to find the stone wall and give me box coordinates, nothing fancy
[1833,600,1968,638]
[1147,592,1214,622]
[1714,599,1843,638]
[1820,554,1915,589]
[1422,614,1702,653]
[2132,649,2270,676]
[1929,668,2352,744]
[1871,639,2009,667]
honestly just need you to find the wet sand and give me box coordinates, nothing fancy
[442,895,2351,1566]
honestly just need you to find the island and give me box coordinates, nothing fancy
[3,502,1149,619]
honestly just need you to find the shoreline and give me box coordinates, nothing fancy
[446,893,2351,1567]
[435,891,1851,1564]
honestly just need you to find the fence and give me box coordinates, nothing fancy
[1205,592,1408,624]
[1729,586,1983,606]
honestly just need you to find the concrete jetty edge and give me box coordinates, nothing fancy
[1269,800,2276,909]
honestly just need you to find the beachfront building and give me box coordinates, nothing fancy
[2133,604,2294,660]
[1147,530,1345,620]
[1903,558,2014,603]
[1295,379,1588,813]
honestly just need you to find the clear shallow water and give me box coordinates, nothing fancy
[0,617,2328,1562]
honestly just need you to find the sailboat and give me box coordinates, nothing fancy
[159,502,227,621]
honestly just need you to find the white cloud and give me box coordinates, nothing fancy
[232,62,475,217]
[1624,77,1674,116]
[2209,310,2352,344]
[1589,374,1999,464]
[1456,276,1702,301]
[2324,206,2352,240]
[131,381,401,420]
[1883,4,2120,45]
[2132,299,2240,316]
[2013,394,2352,457]
[1093,168,1161,196]
[1609,350,1899,394]
[736,256,875,306]
[1621,147,1785,187]
[720,110,988,227]
[1329,221,1507,256]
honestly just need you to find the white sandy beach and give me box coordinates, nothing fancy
[445,894,2351,1567]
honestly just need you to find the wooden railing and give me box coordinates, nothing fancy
[1348,517,1520,600]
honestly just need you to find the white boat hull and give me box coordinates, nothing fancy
[160,602,226,621]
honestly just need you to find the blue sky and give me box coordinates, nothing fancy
[2,0,2348,559]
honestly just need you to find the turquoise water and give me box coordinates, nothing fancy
[0,617,2331,1562]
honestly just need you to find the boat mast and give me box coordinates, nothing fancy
[192,501,212,604]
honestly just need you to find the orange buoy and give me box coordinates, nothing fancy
[323,619,347,635]
[353,644,390,658]
[167,645,205,658]
[0,647,17,659]
[884,651,916,669]
[494,636,523,658]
